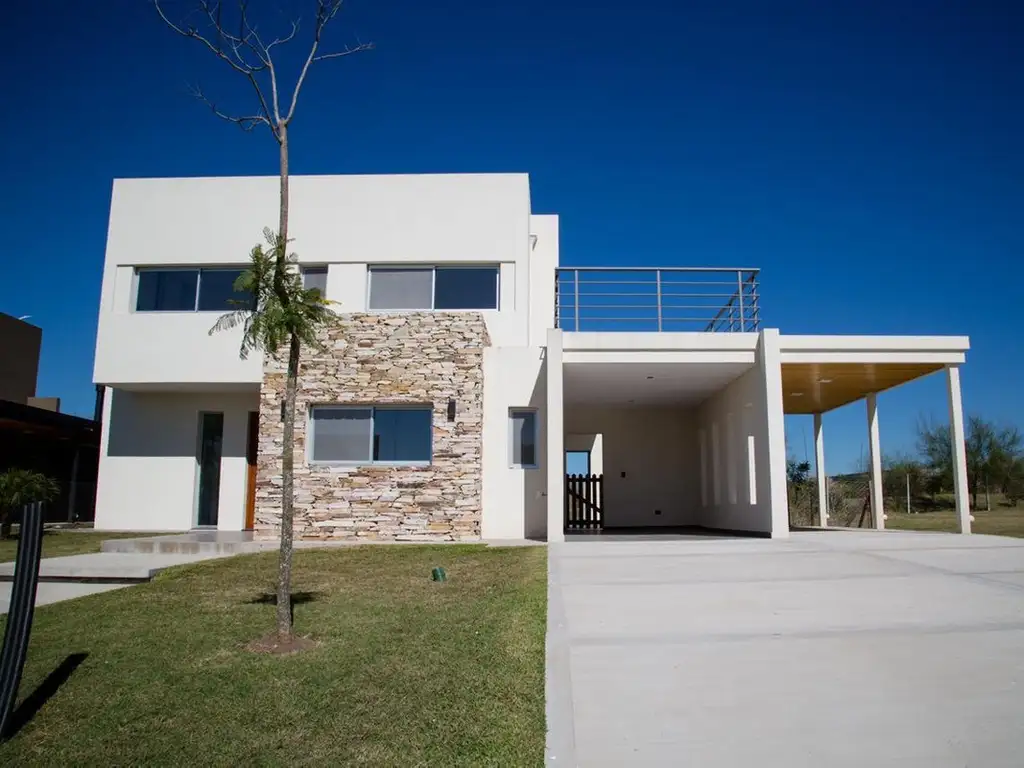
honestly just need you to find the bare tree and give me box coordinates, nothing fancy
[154,0,371,645]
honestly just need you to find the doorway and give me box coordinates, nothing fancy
[195,412,224,527]
[244,411,259,530]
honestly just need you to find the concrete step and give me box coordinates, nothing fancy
[101,533,275,556]
[0,552,229,583]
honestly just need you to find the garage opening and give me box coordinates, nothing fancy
[563,358,769,536]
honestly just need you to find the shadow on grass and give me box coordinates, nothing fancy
[246,592,322,624]
[3,653,88,740]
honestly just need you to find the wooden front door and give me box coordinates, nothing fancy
[244,411,259,530]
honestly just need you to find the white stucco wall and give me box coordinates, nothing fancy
[565,406,700,527]
[694,332,788,536]
[95,389,258,531]
[481,347,547,539]
[528,215,559,346]
[94,173,536,385]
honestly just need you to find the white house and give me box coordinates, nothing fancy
[92,173,973,541]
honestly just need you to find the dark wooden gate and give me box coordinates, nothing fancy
[565,474,604,531]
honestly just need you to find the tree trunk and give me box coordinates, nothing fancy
[278,125,289,247]
[276,333,300,641]
[274,121,296,642]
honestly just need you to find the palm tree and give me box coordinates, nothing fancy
[211,229,336,642]
[0,469,60,539]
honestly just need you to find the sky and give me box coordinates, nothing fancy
[1,0,1020,473]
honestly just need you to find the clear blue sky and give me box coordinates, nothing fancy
[1,0,1020,472]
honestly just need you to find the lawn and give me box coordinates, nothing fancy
[0,545,546,767]
[885,506,1024,538]
[0,530,149,563]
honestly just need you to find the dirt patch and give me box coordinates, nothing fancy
[245,632,319,655]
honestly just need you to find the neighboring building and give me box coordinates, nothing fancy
[0,313,100,523]
[92,173,973,539]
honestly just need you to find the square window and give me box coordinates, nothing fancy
[510,409,538,468]
[197,269,251,311]
[311,408,372,462]
[434,267,499,310]
[368,268,433,310]
[373,408,432,462]
[302,266,328,297]
[136,269,199,311]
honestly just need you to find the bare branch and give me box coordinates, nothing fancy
[154,0,253,76]
[156,0,371,133]
[312,41,373,62]
[266,20,300,53]
[154,0,279,136]
[284,0,370,124]
[190,85,271,132]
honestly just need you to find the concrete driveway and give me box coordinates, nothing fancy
[546,530,1024,767]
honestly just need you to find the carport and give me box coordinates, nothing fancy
[779,336,972,533]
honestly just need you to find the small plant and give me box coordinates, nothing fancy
[0,469,60,539]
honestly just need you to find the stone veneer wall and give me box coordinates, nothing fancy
[255,313,489,541]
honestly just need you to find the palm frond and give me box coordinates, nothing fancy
[210,229,340,360]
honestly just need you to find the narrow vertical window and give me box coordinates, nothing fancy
[510,409,539,469]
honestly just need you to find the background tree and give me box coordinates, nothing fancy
[0,469,60,539]
[916,415,1022,510]
[155,0,372,644]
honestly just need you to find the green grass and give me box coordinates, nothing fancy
[0,545,547,767]
[0,530,149,563]
[885,506,1024,538]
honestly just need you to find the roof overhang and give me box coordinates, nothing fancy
[778,335,969,414]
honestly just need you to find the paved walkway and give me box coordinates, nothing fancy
[0,552,230,614]
[546,530,1024,767]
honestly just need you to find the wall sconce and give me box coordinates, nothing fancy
[447,399,457,422]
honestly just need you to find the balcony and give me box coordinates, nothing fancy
[555,267,760,332]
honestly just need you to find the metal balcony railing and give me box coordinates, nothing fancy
[554,267,760,332]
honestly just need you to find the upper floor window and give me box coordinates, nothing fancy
[135,268,251,312]
[302,266,328,297]
[367,266,499,311]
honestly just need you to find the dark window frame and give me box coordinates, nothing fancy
[134,267,252,313]
[509,408,539,469]
[302,266,329,297]
[308,404,434,466]
[366,265,500,311]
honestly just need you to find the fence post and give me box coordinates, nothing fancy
[573,270,580,332]
[656,269,663,331]
[737,271,746,332]
[0,502,45,740]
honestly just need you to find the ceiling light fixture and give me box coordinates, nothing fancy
[791,392,804,397]
[646,376,655,380]
[818,378,833,384]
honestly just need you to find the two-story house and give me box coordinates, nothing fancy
[92,173,974,541]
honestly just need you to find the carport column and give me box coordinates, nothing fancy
[866,394,885,530]
[813,413,827,527]
[758,329,790,538]
[546,328,565,543]
[946,364,972,534]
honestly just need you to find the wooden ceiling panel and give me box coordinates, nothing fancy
[781,362,943,414]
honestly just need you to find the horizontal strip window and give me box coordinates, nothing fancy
[309,405,433,465]
[368,266,499,311]
[135,268,252,312]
